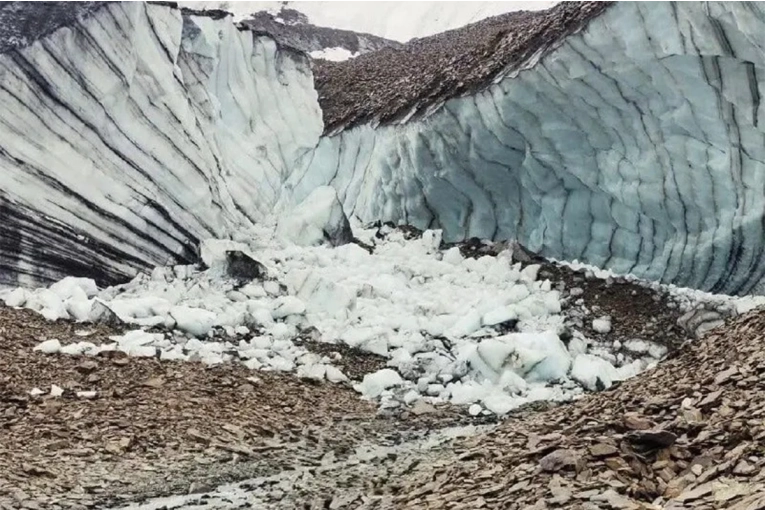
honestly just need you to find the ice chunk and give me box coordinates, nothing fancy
[421,230,443,252]
[34,339,61,354]
[442,247,463,265]
[482,306,517,327]
[297,363,326,381]
[3,288,27,307]
[473,332,571,383]
[276,186,353,247]
[170,306,217,337]
[354,369,404,398]
[571,354,620,391]
[519,264,540,283]
[449,309,482,337]
[49,277,98,300]
[482,394,517,415]
[60,341,100,356]
[592,317,612,334]
[271,296,306,319]
[111,330,162,357]
[66,297,93,322]
[325,365,348,383]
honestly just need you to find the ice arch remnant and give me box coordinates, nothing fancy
[3,1,765,296]
[298,1,765,295]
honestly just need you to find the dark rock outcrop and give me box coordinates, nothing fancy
[313,1,611,134]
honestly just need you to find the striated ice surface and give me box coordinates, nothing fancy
[5,2,765,296]
[0,2,322,287]
[286,2,765,295]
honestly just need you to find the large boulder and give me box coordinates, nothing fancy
[225,251,266,282]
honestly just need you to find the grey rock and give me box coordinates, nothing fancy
[225,251,266,282]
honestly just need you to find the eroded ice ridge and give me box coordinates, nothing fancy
[5,1,765,297]
[5,188,762,416]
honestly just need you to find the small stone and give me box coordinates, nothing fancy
[733,460,756,475]
[89,300,124,327]
[187,428,210,445]
[76,361,99,374]
[624,428,676,449]
[142,377,165,388]
[225,251,267,281]
[676,482,713,502]
[411,401,436,416]
[697,389,723,407]
[623,413,653,430]
[714,366,738,385]
[589,443,618,458]
[540,449,578,472]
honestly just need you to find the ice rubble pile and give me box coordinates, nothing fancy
[8,2,765,298]
[5,188,758,416]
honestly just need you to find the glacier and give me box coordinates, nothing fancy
[4,1,765,296]
[289,1,765,295]
[0,2,322,287]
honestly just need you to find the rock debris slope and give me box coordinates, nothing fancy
[364,307,765,509]
[4,1,765,296]
[240,7,401,60]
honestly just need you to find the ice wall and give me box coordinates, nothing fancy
[287,2,765,295]
[5,1,765,296]
[0,2,322,287]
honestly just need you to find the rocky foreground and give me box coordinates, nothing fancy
[105,305,765,510]
[1,228,762,509]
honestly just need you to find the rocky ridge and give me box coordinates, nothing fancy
[313,1,611,133]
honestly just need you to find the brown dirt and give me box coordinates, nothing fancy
[366,308,765,509]
[0,306,468,509]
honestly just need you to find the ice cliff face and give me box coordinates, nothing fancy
[293,1,765,295]
[0,2,321,287]
[4,1,765,296]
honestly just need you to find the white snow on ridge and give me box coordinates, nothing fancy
[309,47,358,61]
[182,1,556,42]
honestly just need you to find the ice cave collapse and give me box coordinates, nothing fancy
[3,1,765,295]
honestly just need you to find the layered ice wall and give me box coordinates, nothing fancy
[288,2,765,295]
[0,2,322,287]
[5,1,765,296]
